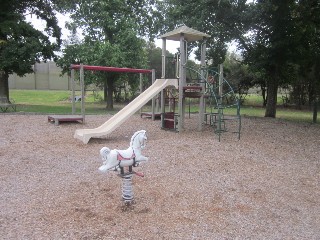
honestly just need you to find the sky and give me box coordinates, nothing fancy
[26,12,180,54]
[26,12,237,61]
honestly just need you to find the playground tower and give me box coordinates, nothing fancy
[159,25,211,131]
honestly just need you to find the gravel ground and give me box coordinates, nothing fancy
[0,113,319,239]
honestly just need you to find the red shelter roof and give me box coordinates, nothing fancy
[70,64,152,74]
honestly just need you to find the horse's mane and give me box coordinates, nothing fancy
[130,130,146,146]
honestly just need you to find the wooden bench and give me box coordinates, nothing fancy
[48,115,84,126]
[0,98,16,112]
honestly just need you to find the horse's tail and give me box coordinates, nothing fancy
[99,147,119,173]
[99,147,113,173]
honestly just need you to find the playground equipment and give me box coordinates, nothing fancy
[186,66,241,141]
[159,25,241,140]
[159,25,210,132]
[74,78,178,144]
[72,64,179,143]
[99,130,148,205]
[47,65,85,125]
[73,25,241,142]
[49,64,155,126]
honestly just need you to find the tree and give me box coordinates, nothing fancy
[292,0,320,118]
[57,0,158,110]
[244,1,298,117]
[244,1,320,117]
[162,1,318,118]
[0,0,61,102]
[145,42,175,80]
[161,0,249,65]
[223,52,255,104]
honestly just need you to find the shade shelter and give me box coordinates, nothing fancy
[47,64,154,126]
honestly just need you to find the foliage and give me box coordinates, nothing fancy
[0,0,61,100]
[145,42,176,80]
[161,0,250,65]
[240,1,299,117]
[240,1,319,117]
[161,0,319,119]
[56,0,158,110]
[289,0,320,109]
[146,43,163,80]
[185,60,201,84]
[223,52,255,104]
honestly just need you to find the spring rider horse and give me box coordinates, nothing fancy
[99,130,148,205]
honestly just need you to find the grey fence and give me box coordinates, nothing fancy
[9,62,82,90]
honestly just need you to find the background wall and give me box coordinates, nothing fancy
[9,62,82,90]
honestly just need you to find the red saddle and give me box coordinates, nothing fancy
[116,149,135,161]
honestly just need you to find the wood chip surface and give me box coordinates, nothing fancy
[0,114,319,239]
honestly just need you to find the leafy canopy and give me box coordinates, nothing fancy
[0,0,61,76]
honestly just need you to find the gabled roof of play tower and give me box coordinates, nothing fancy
[159,25,211,42]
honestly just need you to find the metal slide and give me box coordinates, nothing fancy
[74,79,178,144]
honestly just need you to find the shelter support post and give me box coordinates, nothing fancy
[198,38,207,131]
[161,38,166,127]
[139,73,143,115]
[80,64,85,124]
[71,68,75,115]
[151,69,156,121]
[178,33,186,132]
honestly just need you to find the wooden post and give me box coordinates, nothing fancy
[151,69,156,121]
[71,68,75,115]
[161,38,166,128]
[199,38,207,131]
[178,33,186,131]
[175,52,180,78]
[80,63,85,124]
[139,73,143,115]
[161,38,166,79]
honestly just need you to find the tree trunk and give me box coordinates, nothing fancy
[106,77,114,110]
[104,81,107,102]
[265,74,278,118]
[313,99,318,123]
[0,70,9,102]
[261,85,267,107]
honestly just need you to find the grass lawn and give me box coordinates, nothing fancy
[7,89,318,124]
[10,89,116,115]
[242,94,316,123]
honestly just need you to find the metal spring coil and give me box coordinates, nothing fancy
[122,174,133,203]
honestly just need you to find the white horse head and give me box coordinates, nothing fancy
[98,130,148,174]
[130,130,147,149]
